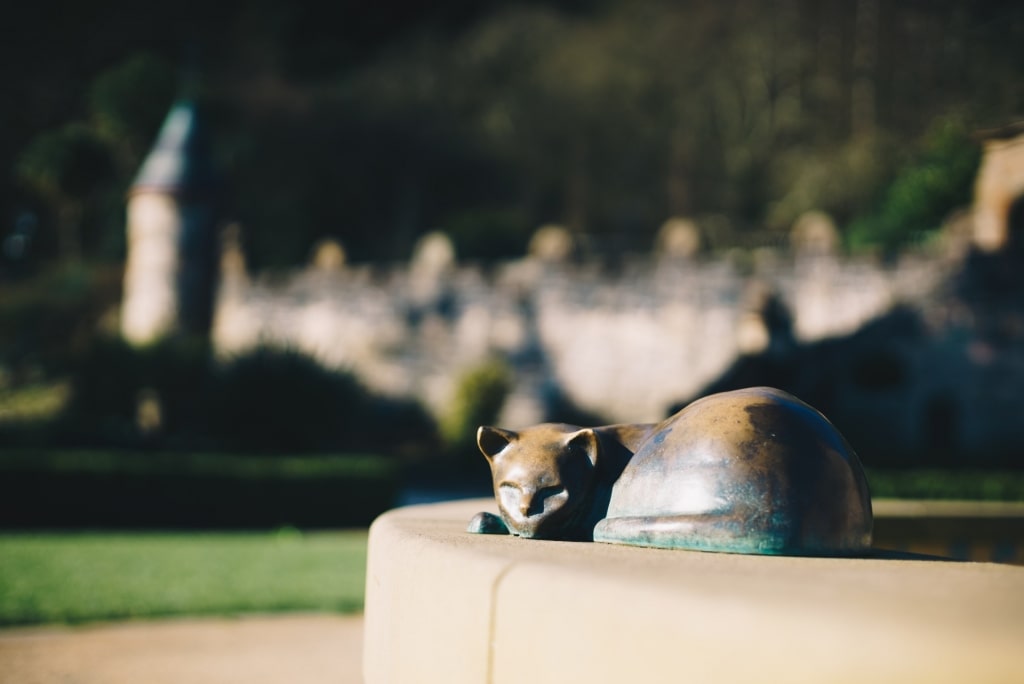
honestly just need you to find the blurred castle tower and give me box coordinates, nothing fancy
[121,99,221,345]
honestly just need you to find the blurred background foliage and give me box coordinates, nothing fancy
[1,0,1020,448]
[440,359,513,470]
[0,339,432,527]
[846,116,983,252]
[2,0,1020,272]
[8,340,438,457]
[0,0,1022,526]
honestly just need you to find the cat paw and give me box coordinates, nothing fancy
[467,511,509,535]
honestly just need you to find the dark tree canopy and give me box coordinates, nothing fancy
[2,0,1021,267]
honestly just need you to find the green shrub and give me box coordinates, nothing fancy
[0,263,123,379]
[58,336,212,448]
[847,116,981,252]
[51,342,437,456]
[205,347,437,455]
[441,359,512,467]
[206,348,368,452]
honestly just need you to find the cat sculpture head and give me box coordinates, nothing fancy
[476,423,599,540]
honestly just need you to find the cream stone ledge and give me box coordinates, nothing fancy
[363,499,1024,684]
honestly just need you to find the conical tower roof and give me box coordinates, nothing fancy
[131,99,219,196]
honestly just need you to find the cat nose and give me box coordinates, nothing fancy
[519,493,534,516]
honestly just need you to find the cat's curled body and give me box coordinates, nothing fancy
[468,387,873,555]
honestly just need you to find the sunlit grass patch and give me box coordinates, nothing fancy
[0,380,70,425]
[0,530,368,626]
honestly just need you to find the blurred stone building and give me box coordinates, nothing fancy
[120,107,1024,467]
[973,122,1024,253]
[120,100,221,345]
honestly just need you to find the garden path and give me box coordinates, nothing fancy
[0,614,363,684]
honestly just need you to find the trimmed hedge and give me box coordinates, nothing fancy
[866,469,1024,502]
[4,452,1020,530]
[0,450,401,528]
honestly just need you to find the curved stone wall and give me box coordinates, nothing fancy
[364,499,1024,684]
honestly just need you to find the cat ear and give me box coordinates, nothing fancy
[477,426,517,462]
[567,428,599,467]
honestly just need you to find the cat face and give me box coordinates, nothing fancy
[477,423,599,539]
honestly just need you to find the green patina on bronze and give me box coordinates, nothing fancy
[469,387,873,555]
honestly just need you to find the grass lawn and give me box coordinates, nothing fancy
[866,469,1024,501]
[0,530,368,627]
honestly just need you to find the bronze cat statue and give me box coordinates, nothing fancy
[468,386,872,555]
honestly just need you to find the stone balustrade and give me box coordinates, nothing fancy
[212,249,948,425]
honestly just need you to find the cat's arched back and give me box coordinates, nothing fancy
[470,387,873,555]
